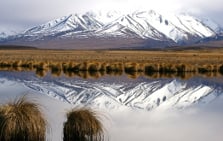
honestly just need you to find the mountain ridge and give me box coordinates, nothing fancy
[1,10,222,49]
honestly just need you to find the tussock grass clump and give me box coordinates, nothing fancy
[159,64,177,73]
[175,64,186,72]
[88,62,101,72]
[0,62,11,68]
[218,64,223,75]
[124,62,144,73]
[99,63,108,72]
[63,108,104,141]
[34,62,48,71]
[20,61,33,70]
[106,62,123,72]
[12,61,22,68]
[197,64,218,74]
[78,62,89,71]
[66,62,88,72]
[0,96,47,141]
[62,62,75,72]
[198,66,210,74]
[145,64,159,73]
[50,63,62,77]
[183,64,196,72]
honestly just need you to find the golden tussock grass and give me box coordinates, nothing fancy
[63,108,104,141]
[124,62,144,73]
[34,62,49,71]
[106,62,123,72]
[50,63,63,77]
[1,50,223,78]
[0,96,47,141]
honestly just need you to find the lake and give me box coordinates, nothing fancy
[0,71,223,141]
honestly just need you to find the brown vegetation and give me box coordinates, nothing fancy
[0,96,47,141]
[63,108,104,141]
[0,49,223,79]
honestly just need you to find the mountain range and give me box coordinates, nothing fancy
[1,10,223,49]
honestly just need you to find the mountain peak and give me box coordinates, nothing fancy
[1,10,222,48]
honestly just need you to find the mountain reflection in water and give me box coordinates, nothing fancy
[0,71,222,111]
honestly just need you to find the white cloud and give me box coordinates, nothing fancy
[109,103,223,141]
[0,0,223,31]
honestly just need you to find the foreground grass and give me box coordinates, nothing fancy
[0,96,105,141]
[64,108,104,141]
[0,96,46,141]
[1,49,223,78]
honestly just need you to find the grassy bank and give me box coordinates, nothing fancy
[0,49,223,78]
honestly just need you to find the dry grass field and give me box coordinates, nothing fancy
[1,49,223,78]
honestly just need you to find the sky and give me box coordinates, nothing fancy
[0,0,223,33]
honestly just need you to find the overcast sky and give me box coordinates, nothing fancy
[0,0,223,33]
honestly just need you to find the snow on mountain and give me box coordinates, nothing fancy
[0,30,18,39]
[200,17,222,33]
[24,14,104,39]
[175,14,214,37]
[3,10,222,45]
[0,32,7,39]
[86,10,122,25]
[0,31,16,38]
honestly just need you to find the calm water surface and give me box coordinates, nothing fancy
[0,71,223,141]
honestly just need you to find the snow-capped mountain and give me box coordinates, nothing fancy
[1,10,222,48]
